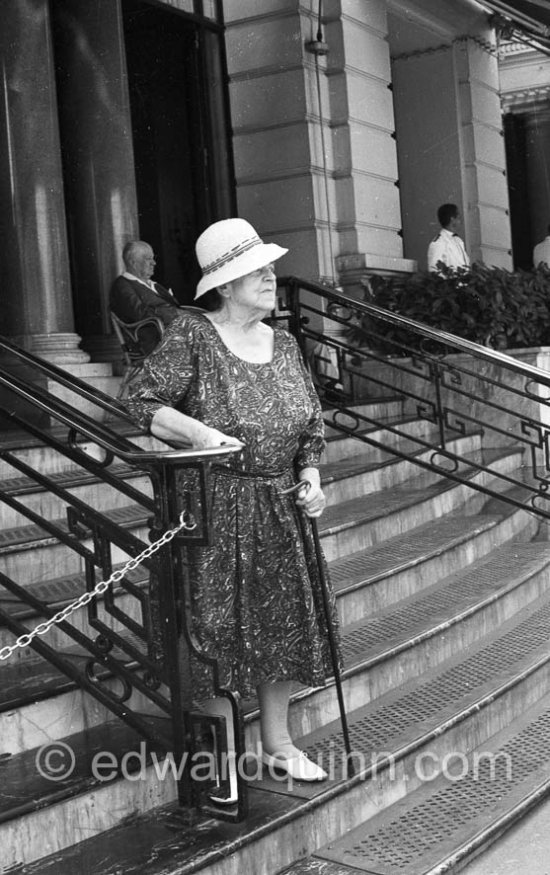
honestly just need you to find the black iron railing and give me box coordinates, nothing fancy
[3,278,550,825]
[0,337,246,822]
[277,276,550,523]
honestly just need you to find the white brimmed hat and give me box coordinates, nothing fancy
[194,218,288,299]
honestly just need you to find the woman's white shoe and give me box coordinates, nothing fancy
[208,784,238,806]
[262,750,327,782]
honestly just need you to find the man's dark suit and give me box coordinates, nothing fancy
[110,275,181,355]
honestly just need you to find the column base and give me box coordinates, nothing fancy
[0,335,122,426]
[29,333,91,366]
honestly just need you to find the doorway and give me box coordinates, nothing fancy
[122,0,234,304]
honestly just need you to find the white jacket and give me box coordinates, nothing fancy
[427,228,470,273]
[533,236,550,268]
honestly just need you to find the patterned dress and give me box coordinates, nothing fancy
[127,312,340,700]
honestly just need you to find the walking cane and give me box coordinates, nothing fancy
[281,481,355,778]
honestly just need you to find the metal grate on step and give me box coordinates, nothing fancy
[307,591,550,760]
[341,543,550,664]
[329,514,500,587]
[317,707,550,874]
[0,504,148,554]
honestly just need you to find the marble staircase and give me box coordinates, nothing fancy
[2,394,550,874]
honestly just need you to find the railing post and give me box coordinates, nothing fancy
[285,278,309,363]
[431,359,448,451]
[147,453,248,822]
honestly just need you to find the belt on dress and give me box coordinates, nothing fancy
[212,465,292,484]
[211,466,313,499]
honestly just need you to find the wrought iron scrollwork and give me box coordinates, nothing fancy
[278,274,550,530]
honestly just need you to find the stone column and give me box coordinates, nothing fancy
[223,1,324,279]
[0,0,88,365]
[525,106,550,246]
[392,33,512,272]
[453,38,512,269]
[223,0,413,299]
[326,0,413,289]
[51,0,139,361]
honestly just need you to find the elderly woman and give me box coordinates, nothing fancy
[127,218,340,800]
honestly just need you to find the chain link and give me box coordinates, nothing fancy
[0,511,197,663]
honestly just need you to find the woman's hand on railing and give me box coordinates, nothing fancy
[151,406,243,451]
[191,423,244,451]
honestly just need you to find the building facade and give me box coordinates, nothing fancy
[500,39,550,268]
[0,0,545,378]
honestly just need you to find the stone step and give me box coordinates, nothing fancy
[0,464,153,530]
[0,425,166,481]
[0,408,537,871]
[319,445,523,562]
[303,670,550,874]
[0,406,415,537]
[0,565,150,661]
[0,418,455,529]
[322,397,404,441]
[16,580,550,874]
[0,451,523,648]
[0,663,168,758]
[331,484,537,626]
[1,484,532,750]
[0,504,150,585]
[278,540,550,745]
[0,463,530,742]
[12,525,544,768]
[322,413,444,463]
[0,717,177,870]
[0,398,400,484]
[0,434,506,585]
[321,430,481,504]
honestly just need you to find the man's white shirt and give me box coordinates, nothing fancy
[533,236,550,268]
[427,228,470,273]
[122,271,174,297]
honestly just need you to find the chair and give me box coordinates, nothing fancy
[110,311,165,399]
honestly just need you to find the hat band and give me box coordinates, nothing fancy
[202,235,263,276]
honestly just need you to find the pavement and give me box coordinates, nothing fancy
[462,796,550,874]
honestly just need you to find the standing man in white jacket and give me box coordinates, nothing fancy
[427,203,470,274]
[533,225,550,268]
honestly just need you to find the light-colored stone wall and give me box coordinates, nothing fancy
[350,346,550,451]
[500,43,550,248]
[223,1,325,280]
[223,0,513,290]
[325,0,405,262]
[392,33,512,272]
[455,37,512,268]
[223,0,412,291]
[392,44,464,269]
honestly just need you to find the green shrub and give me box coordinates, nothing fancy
[355,264,550,354]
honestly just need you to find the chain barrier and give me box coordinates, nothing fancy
[0,510,197,663]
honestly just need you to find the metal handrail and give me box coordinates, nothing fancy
[0,334,134,422]
[278,276,550,387]
[0,334,247,822]
[277,274,550,525]
[0,335,241,466]
[4,274,550,824]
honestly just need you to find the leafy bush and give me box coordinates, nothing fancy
[354,264,550,354]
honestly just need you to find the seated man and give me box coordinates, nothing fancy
[110,240,182,355]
